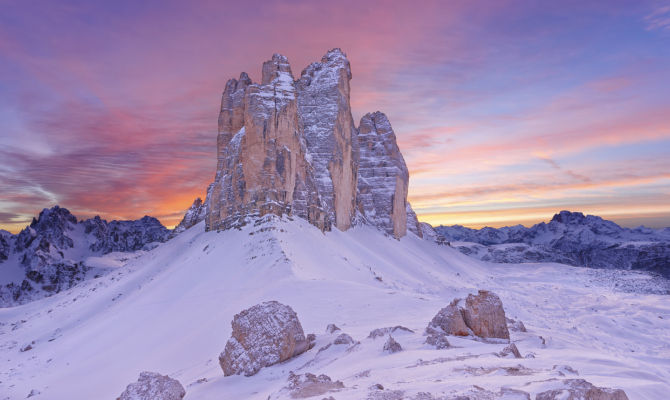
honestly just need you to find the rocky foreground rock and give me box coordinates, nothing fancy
[117,371,185,400]
[426,290,509,347]
[219,301,314,376]
[203,49,420,238]
[536,379,629,400]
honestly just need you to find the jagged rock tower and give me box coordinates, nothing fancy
[204,49,420,238]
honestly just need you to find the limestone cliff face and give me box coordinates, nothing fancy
[356,112,409,238]
[204,49,419,237]
[206,55,324,231]
[296,49,358,231]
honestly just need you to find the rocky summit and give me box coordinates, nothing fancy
[0,206,170,306]
[203,49,418,238]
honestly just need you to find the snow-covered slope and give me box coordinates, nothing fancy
[436,211,670,277]
[1,216,668,399]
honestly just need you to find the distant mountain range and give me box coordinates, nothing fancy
[435,210,670,276]
[0,206,169,305]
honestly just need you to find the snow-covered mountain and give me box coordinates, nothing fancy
[1,216,668,399]
[0,206,170,306]
[435,211,670,276]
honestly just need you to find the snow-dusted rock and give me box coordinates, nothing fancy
[426,290,509,346]
[535,379,628,400]
[368,326,414,339]
[325,323,341,333]
[419,222,448,245]
[172,197,206,235]
[219,301,314,376]
[285,372,344,398]
[498,343,522,358]
[462,290,510,340]
[383,335,402,353]
[507,317,527,332]
[425,302,471,340]
[356,111,409,238]
[204,49,422,238]
[406,204,423,238]
[333,333,355,345]
[117,371,185,400]
[205,53,327,232]
[296,48,358,231]
[436,211,670,276]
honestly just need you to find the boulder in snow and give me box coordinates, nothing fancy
[117,371,185,400]
[498,343,522,358]
[535,379,628,400]
[425,301,470,341]
[462,290,510,340]
[425,290,509,346]
[219,301,314,376]
[333,333,355,345]
[286,372,344,398]
[383,335,402,353]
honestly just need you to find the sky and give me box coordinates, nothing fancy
[1,0,670,233]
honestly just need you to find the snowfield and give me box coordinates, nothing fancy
[1,217,669,399]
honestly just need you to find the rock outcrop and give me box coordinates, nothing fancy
[297,49,358,231]
[219,301,314,376]
[383,335,403,353]
[498,343,522,358]
[425,301,471,340]
[425,290,510,346]
[535,379,629,400]
[356,112,409,238]
[462,290,510,339]
[406,204,423,238]
[286,372,344,399]
[204,49,419,238]
[368,326,414,339]
[117,371,186,400]
[172,197,207,235]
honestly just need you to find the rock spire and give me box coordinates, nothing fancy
[204,49,420,238]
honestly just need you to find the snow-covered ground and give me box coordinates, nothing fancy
[1,217,668,399]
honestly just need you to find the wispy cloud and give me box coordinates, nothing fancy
[645,4,670,32]
[1,1,669,232]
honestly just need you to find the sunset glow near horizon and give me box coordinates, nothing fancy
[1,1,670,233]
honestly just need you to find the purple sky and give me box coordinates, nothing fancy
[1,0,670,232]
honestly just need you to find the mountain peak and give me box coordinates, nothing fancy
[550,210,586,224]
[261,53,293,84]
[203,49,418,238]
